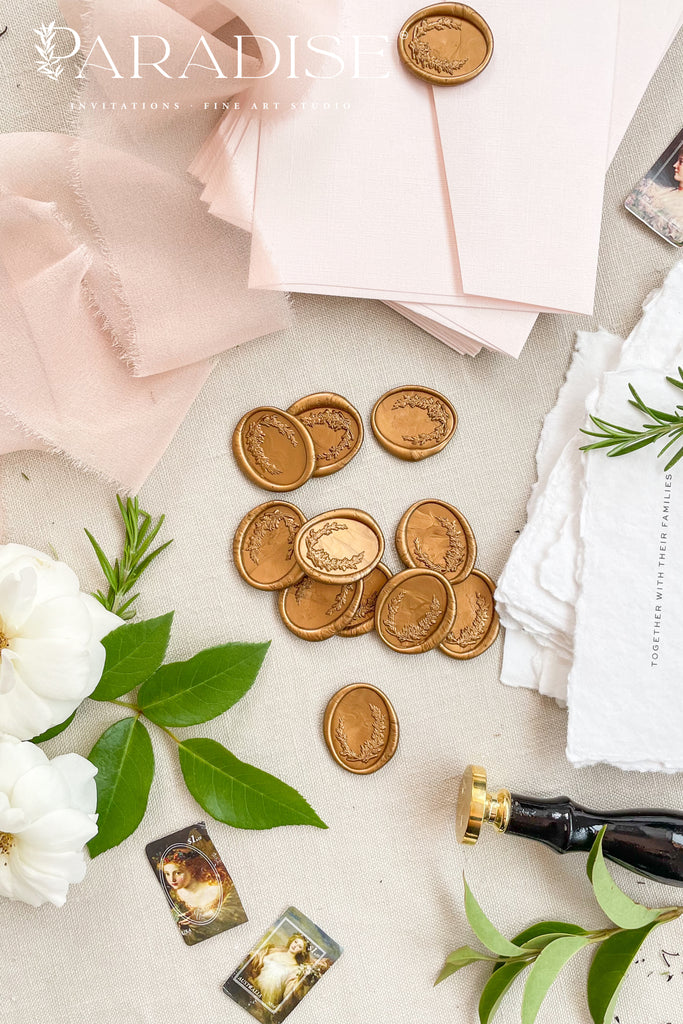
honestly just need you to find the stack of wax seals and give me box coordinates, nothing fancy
[231,387,499,657]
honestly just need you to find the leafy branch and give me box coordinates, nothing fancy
[85,495,172,619]
[34,614,326,855]
[438,828,682,1024]
[581,367,683,471]
[34,21,63,81]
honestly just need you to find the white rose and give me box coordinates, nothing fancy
[0,734,98,906]
[0,544,122,740]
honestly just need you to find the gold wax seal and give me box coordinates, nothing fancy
[371,386,457,461]
[375,567,456,654]
[337,563,393,638]
[286,392,364,477]
[396,499,476,584]
[279,575,362,641]
[398,4,493,86]
[232,501,306,591]
[232,407,316,492]
[323,683,399,774]
[440,569,500,659]
[294,509,385,585]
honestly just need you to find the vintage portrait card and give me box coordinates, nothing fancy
[625,126,683,245]
[223,906,342,1023]
[145,822,247,946]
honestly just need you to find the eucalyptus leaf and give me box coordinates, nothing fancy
[521,935,591,1024]
[587,827,665,928]
[90,613,174,701]
[31,710,77,744]
[464,879,525,957]
[436,947,500,985]
[138,642,270,727]
[178,737,326,830]
[587,921,660,1024]
[479,962,530,1024]
[88,717,154,858]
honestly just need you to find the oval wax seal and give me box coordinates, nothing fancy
[232,407,316,492]
[286,392,364,477]
[396,498,476,583]
[371,386,457,461]
[323,683,399,774]
[397,4,494,87]
[375,567,456,654]
[279,575,362,641]
[294,508,385,585]
[337,563,393,637]
[440,568,500,659]
[232,501,307,591]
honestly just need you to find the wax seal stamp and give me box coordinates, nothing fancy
[287,392,364,477]
[371,386,457,461]
[279,575,362,641]
[323,683,399,774]
[440,568,499,659]
[337,563,393,637]
[375,567,456,654]
[398,4,493,86]
[294,508,385,585]
[232,501,307,591]
[232,407,316,491]
[396,499,476,583]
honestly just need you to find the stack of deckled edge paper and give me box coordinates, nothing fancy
[190,0,683,358]
[497,261,683,772]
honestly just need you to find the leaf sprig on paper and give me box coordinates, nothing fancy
[581,367,683,470]
[86,495,172,619]
[438,828,682,1024]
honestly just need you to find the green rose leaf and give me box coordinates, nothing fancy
[479,961,530,1024]
[178,737,326,830]
[88,717,154,858]
[90,613,174,701]
[521,934,591,1024]
[587,921,661,1024]
[137,642,270,727]
[587,827,667,928]
[31,710,77,744]
[435,946,499,985]
[464,878,526,957]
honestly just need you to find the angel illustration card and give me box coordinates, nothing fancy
[145,822,247,946]
[223,906,342,1023]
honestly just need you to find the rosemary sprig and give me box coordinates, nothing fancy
[85,495,172,619]
[580,367,683,471]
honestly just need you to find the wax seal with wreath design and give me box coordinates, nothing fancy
[337,563,393,638]
[287,392,364,477]
[371,386,457,460]
[294,508,385,585]
[323,683,399,774]
[396,498,476,583]
[232,500,307,591]
[375,567,456,654]
[232,406,316,491]
[279,574,362,641]
[397,4,493,86]
[439,568,500,659]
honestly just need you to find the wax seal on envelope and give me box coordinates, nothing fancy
[324,683,399,774]
[232,500,306,591]
[396,498,476,583]
[287,392,364,477]
[294,509,385,585]
[371,386,457,460]
[397,4,494,86]
[232,407,316,492]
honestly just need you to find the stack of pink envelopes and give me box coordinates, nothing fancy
[192,0,683,357]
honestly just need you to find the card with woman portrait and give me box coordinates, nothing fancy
[223,906,342,1023]
[626,127,683,245]
[145,822,248,946]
